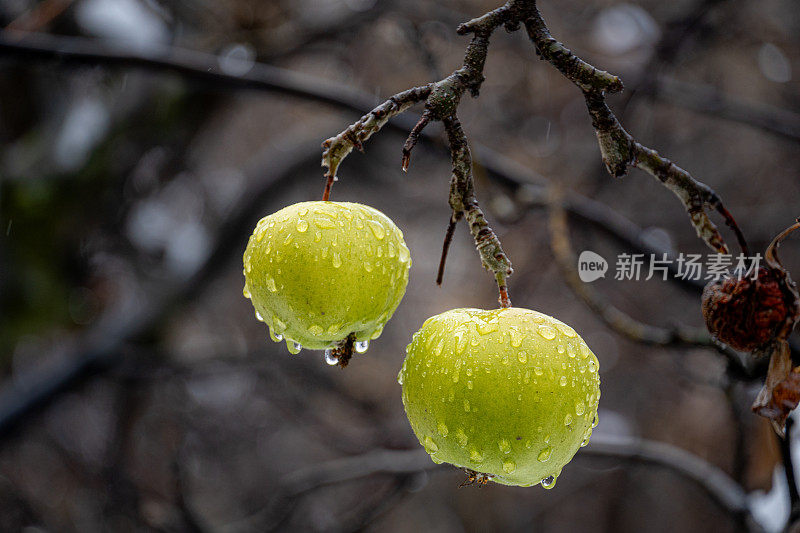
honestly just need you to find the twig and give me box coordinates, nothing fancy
[524,4,746,256]
[321,1,528,303]
[443,115,513,306]
[653,77,800,144]
[227,433,756,533]
[5,0,74,33]
[546,188,752,377]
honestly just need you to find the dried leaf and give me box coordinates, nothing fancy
[752,340,800,435]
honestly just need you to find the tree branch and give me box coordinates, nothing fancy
[524,4,746,256]
[228,433,757,532]
[546,188,752,377]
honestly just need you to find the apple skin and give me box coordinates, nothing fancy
[243,201,411,351]
[398,307,600,488]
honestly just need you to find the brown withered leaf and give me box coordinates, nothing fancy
[752,339,800,435]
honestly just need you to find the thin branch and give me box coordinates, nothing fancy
[227,433,756,533]
[320,0,520,185]
[546,188,752,377]
[654,77,800,144]
[321,84,433,185]
[436,216,458,285]
[443,115,513,306]
[321,1,528,302]
[524,5,746,256]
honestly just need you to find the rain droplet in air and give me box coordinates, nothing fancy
[355,340,369,353]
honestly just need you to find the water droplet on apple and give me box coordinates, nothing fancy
[423,436,439,454]
[537,325,557,340]
[537,446,552,462]
[367,220,386,239]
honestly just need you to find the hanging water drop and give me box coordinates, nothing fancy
[541,475,556,489]
[286,339,302,355]
[325,349,339,366]
[355,340,369,353]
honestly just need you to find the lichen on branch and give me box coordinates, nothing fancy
[443,115,513,307]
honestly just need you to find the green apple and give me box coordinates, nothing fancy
[399,307,600,488]
[243,201,411,355]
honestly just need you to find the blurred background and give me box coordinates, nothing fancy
[1,0,799,531]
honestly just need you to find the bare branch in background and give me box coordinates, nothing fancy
[547,188,752,376]
[228,433,757,533]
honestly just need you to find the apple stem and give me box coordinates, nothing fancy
[497,279,512,308]
[322,174,335,201]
